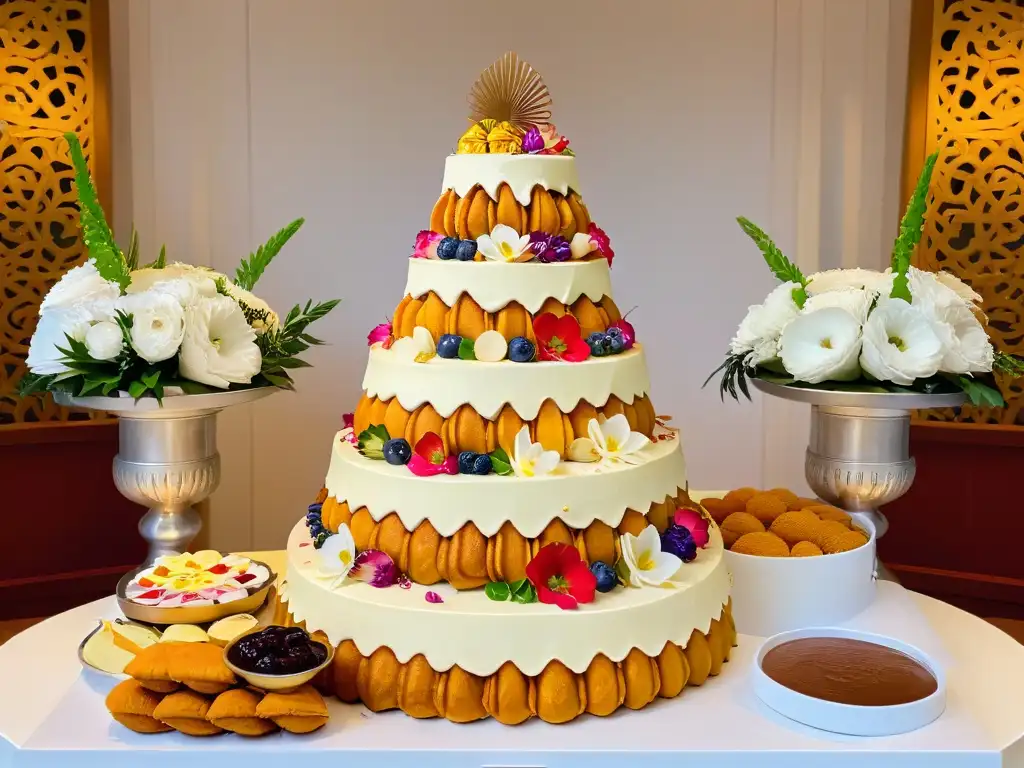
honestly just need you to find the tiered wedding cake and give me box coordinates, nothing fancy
[280,53,734,724]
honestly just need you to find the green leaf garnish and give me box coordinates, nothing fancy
[485,582,511,602]
[125,227,140,271]
[64,132,129,291]
[489,446,513,476]
[890,151,938,302]
[458,337,476,361]
[509,578,537,604]
[956,375,1005,408]
[357,423,391,459]
[736,216,807,308]
[994,351,1024,378]
[234,218,305,291]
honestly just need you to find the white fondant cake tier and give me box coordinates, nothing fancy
[325,426,687,537]
[363,344,650,421]
[404,258,612,314]
[283,519,730,676]
[441,154,580,206]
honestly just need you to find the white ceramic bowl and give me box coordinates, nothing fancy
[752,626,946,736]
[725,514,877,637]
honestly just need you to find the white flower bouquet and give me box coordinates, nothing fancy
[710,153,1023,406]
[19,133,339,401]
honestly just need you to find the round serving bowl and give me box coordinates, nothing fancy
[223,629,334,693]
[116,559,276,626]
[725,515,877,637]
[752,626,946,736]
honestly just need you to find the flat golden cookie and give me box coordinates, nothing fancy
[153,690,222,736]
[125,642,236,695]
[256,684,329,733]
[105,678,172,733]
[208,688,277,737]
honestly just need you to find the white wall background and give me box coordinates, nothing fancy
[109,0,911,551]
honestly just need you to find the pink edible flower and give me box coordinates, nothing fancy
[412,230,443,259]
[674,508,710,549]
[342,412,357,443]
[425,591,444,604]
[538,124,570,155]
[407,432,460,477]
[587,223,614,267]
[351,550,399,588]
[367,321,393,348]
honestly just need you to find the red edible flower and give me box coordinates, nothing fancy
[587,223,614,267]
[234,572,256,584]
[407,432,459,477]
[674,508,711,549]
[533,313,591,362]
[136,589,163,600]
[206,563,229,575]
[525,542,597,610]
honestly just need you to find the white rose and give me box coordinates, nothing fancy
[802,287,875,324]
[934,270,983,306]
[127,263,220,299]
[931,302,994,374]
[906,267,967,315]
[116,291,185,363]
[40,260,121,317]
[780,307,862,384]
[178,295,262,389]
[85,321,124,361]
[806,268,888,295]
[144,277,204,307]
[222,282,280,334]
[25,306,94,375]
[860,299,944,385]
[729,281,801,365]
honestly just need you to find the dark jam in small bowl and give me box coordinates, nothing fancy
[227,625,329,676]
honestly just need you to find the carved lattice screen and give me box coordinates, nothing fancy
[0,0,107,424]
[916,0,1024,425]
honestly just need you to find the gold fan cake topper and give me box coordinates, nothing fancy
[468,51,552,132]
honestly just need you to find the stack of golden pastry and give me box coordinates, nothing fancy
[105,641,329,737]
[702,488,869,557]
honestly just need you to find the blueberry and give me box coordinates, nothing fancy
[283,627,309,643]
[383,437,412,465]
[307,502,323,514]
[455,239,478,261]
[508,337,536,363]
[255,655,278,674]
[472,454,492,475]
[308,522,324,539]
[458,451,479,474]
[587,331,608,357]
[607,333,625,354]
[437,237,460,260]
[310,642,328,664]
[437,334,462,359]
[606,327,623,340]
[590,561,618,593]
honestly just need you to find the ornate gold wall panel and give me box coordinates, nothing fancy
[0,0,108,424]
[915,0,1024,425]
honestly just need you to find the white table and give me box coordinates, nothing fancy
[2,581,1024,768]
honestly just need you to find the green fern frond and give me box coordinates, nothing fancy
[736,217,807,307]
[994,351,1024,378]
[235,218,305,291]
[64,132,128,290]
[890,151,938,302]
[125,226,140,271]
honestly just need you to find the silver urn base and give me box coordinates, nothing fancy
[753,380,965,537]
[57,388,273,565]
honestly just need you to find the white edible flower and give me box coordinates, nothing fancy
[729,281,801,366]
[116,290,185,364]
[619,525,682,588]
[931,301,994,374]
[567,414,650,467]
[316,523,357,589]
[476,224,532,263]
[569,231,597,260]
[860,299,944,385]
[779,307,862,384]
[178,294,261,389]
[390,326,436,363]
[127,263,220,299]
[84,320,124,361]
[801,287,875,324]
[934,270,983,307]
[25,306,95,375]
[806,268,888,295]
[39,260,120,317]
[510,426,560,478]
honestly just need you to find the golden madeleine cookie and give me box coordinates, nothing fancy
[126,642,236,695]
[106,678,172,734]
[719,511,764,548]
[820,529,869,554]
[124,643,180,693]
[790,541,823,557]
[722,487,758,507]
[153,690,222,736]
[731,531,790,557]
[809,520,854,549]
[766,488,802,511]
[256,684,329,734]
[745,493,788,525]
[805,504,853,527]
[700,497,735,525]
[769,511,822,547]
[208,688,277,737]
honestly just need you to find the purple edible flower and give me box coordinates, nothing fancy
[528,232,572,263]
[351,549,399,587]
[661,523,697,563]
[522,127,544,154]
[425,591,444,604]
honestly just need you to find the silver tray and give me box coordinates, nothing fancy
[752,378,966,410]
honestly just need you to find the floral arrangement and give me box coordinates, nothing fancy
[19,133,338,402]
[708,153,1024,405]
[456,119,572,157]
[412,222,613,267]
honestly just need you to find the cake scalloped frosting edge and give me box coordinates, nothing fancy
[441,154,581,206]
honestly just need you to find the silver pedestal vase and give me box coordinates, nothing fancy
[752,380,965,537]
[56,388,273,565]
